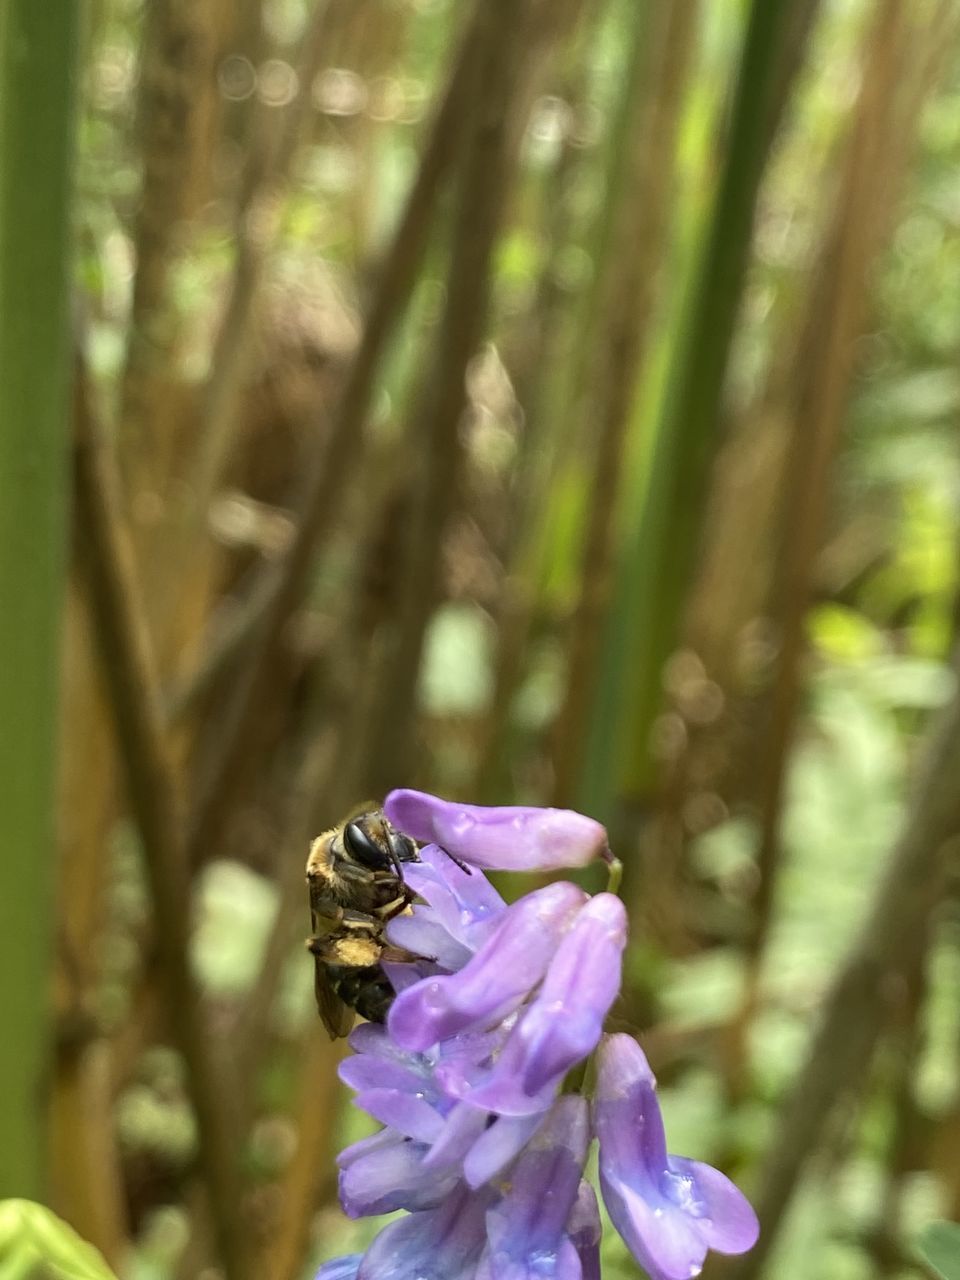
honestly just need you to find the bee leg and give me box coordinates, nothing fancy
[317,934,384,969]
[378,888,416,923]
[379,943,437,965]
[339,908,387,930]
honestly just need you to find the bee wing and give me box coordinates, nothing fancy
[313,956,355,1039]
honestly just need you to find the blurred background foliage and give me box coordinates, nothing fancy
[2,0,960,1277]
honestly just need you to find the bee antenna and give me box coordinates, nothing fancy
[438,844,472,876]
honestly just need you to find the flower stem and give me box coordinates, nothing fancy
[606,856,624,897]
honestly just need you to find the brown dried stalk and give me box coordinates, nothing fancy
[194,0,332,512]
[742,0,960,1029]
[355,0,538,799]
[721,647,960,1280]
[73,356,249,1280]
[260,1029,348,1280]
[184,0,488,863]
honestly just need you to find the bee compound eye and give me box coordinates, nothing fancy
[343,821,391,870]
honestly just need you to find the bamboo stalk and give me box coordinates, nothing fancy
[118,0,220,494]
[73,356,250,1280]
[551,0,700,804]
[579,0,822,821]
[469,0,610,804]
[0,0,77,1199]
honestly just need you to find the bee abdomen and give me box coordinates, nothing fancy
[329,965,395,1025]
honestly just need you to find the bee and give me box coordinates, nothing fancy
[306,808,421,1038]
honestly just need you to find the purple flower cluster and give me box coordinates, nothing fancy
[316,790,759,1280]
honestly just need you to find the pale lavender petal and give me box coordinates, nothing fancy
[464,896,626,1114]
[567,1182,601,1280]
[381,958,440,993]
[385,790,610,872]
[315,1255,362,1280]
[486,1098,589,1250]
[595,1034,758,1279]
[594,1034,667,1175]
[358,1184,489,1280]
[348,1021,437,1067]
[341,1026,447,1136]
[388,909,474,971]
[338,1054,431,1096]
[422,1100,490,1171]
[352,1089,445,1142]
[476,1236,581,1280]
[665,1158,759,1255]
[598,1168,708,1280]
[406,844,507,952]
[477,1099,589,1280]
[337,1126,397,1168]
[388,882,587,1051]
[434,1021,514,1100]
[339,1129,458,1217]
[462,1112,544,1188]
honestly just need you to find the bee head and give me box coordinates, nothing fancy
[343,821,392,870]
[343,816,419,880]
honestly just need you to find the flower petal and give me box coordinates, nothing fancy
[388,882,587,1051]
[594,1034,667,1176]
[595,1035,758,1279]
[485,1097,589,1252]
[406,844,507,953]
[422,1100,491,1171]
[339,1128,459,1217]
[566,1182,601,1280]
[358,1184,490,1280]
[476,1235,582,1280]
[462,1112,544,1188]
[665,1158,759,1255]
[316,1255,362,1280]
[599,1168,708,1280]
[387,910,475,972]
[385,790,610,872]
[464,896,626,1114]
[352,1090,445,1143]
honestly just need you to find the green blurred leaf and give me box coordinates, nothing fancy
[0,1201,118,1280]
[193,860,279,997]
[420,604,494,716]
[918,1221,960,1280]
[809,604,882,662]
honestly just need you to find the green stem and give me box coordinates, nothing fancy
[0,0,77,1197]
[606,857,624,898]
[579,0,818,818]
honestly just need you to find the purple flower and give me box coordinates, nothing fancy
[387,842,507,968]
[315,799,759,1280]
[594,1034,760,1280]
[456,893,627,1115]
[316,1256,362,1280]
[476,1096,590,1280]
[338,1023,448,1142]
[384,789,611,872]
[566,1182,601,1280]
[388,881,587,1051]
[357,1183,491,1280]
[338,1127,460,1217]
